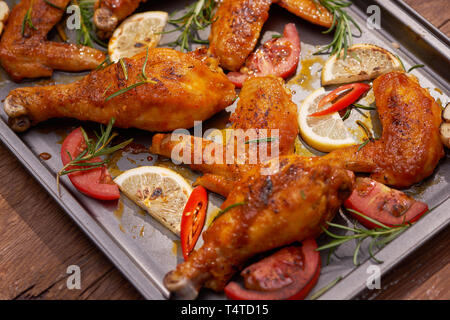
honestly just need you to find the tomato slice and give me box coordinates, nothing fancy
[227,23,301,88]
[61,127,120,200]
[180,186,208,261]
[309,83,371,117]
[344,178,429,229]
[224,238,321,300]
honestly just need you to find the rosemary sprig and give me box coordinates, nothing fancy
[163,0,217,52]
[57,118,133,194]
[317,208,411,266]
[313,0,362,59]
[21,1,37,36]
[104,48,157,101]
[72,0,107,48]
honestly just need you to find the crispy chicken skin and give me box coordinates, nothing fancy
[324,72,444,188]
[164,155,354,298]
[4,48,236,132]
[94,0,147,38]
[150,76,299,196]
[0,0,106,82]
[276,0,333,28]
[208,0,333,71]
[209,0,272,72]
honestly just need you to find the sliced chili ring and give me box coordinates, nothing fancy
[309,83,371,117]
[180,186,208,261]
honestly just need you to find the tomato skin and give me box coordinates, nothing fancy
[227,23,301,88]
[224,238,320,300]
[180,186,208,261]
[344,178,428,229]
[61,127,120,200]
[309,83,371,117]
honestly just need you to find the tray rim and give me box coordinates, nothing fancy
[0,0,449,300]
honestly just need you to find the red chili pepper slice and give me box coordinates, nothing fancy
[180,186,208,261]
[309,83,371,117]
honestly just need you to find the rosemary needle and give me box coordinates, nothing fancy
[310,276,343,300]
[43,0,64,10]
[213,202,246,222]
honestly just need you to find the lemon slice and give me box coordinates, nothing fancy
[108,11,168,62]
[321,43,404,85]
[114,166,192,235]
[298,88,357,152]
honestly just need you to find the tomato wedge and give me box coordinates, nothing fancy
[344,178,429,229]
[180,186,208,261]
[227,23,301,88]
[309,83,371,117]
[224,238,321,300]
[61,127,120,200]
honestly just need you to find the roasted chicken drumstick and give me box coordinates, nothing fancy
[151,76,299,197]
[4,47,236,132]
[164,155,354,299]
[324,71,444,188]
[0,0,106,81]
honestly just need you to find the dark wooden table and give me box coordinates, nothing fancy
[0,0,449,300]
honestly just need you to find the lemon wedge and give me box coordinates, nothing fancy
[108,11,168,62]
[114,166,192,235]
[321,43,404,86]
[298,88,357,152]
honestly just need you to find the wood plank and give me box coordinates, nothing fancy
[0,144,141,300]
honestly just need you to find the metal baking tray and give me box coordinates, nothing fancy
[0,0,448,300]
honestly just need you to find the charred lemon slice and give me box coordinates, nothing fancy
[321,43,404,85]
[114,166,192,235]
[108,11,168,62]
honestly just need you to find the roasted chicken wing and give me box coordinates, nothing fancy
[94,0,147,38]
[208,0,332,71]
[324,72,444,188]
[150,76,299,196]
[4,47,236,132]
[164,155,354,299]
[0,0,106,81]
[208,0,272,71]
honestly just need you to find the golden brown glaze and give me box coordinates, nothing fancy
[163,155,354,298]
[324,72,444,188]
[208,0,272,71]
[0,0,106,82]
[4,48,236,132]
[276,0,333,28]
[150,76,299,196]
[94,0,147,37]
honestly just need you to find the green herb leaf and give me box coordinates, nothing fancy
[313,0,362,59]
[163,0,217,52]
[407,64,425,73]
[310,276,342,300]
[56,118,133,194]
[213,202,246,222]
[43,0,64,10]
